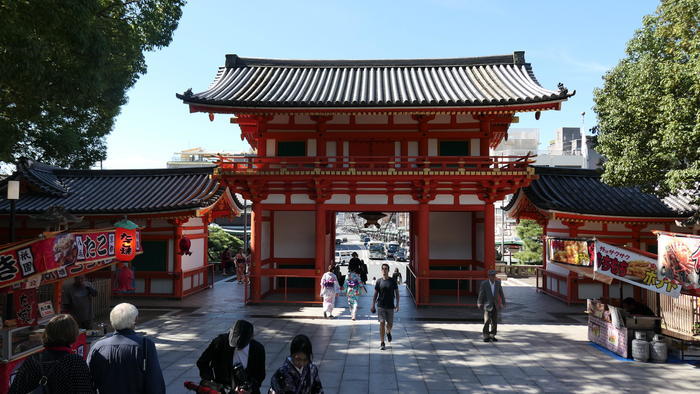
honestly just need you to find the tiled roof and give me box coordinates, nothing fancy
[177,52,573,108]
[504,166,696,218]
[0,159,226,215]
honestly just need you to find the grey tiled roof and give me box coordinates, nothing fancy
[0,159,225,214]
[504,166,696,218]
[178,52,573,108]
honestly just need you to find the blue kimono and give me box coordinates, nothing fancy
[269,357,323,394]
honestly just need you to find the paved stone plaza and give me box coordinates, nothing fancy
[127,277,699,393]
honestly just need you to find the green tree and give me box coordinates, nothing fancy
[208,225,243,261]
[592,0,700,210]
[0,0,186,168]
[514,220,543,264]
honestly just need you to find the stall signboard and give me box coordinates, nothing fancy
[593,241,682,298]
[546,237,594,266]
[0,229,141,288]
[656,232,700,295]
[13,288,37,326]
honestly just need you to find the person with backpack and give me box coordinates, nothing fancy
[9,314,94,393]
[87,303,165,394]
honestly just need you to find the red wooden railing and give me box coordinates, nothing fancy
[217,155,535,172]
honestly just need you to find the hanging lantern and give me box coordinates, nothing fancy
[177,236,192,256]
[358,212,387,228]
[114,219,138,262]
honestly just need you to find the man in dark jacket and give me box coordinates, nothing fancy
[348,252,362,274]
[87,303,165,394]
[197,319,266,394]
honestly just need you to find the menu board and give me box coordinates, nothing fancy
[546,237,594,266]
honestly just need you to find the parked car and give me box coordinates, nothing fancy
[335,250,353,266]
[395,248,409,262]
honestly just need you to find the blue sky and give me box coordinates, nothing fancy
[103,0,660,169]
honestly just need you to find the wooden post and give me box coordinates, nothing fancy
[251,203,262,302]
[417,203,430,304]
[315,205,326,300]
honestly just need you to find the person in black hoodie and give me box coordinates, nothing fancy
[197,319,266,394]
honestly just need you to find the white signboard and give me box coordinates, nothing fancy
[38,301,55,318]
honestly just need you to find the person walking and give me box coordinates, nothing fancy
[320,264,341,319]
[235,248,247,284]
[359,259,369,284]
[347,252,362,274]
[345,265,366,321]
[477,269,506,342]
[87,303,165,394]
[392,267,403,285]
[370,263,400,350]
[197,319,266,394]
[62,275,97,329]
[9,314,94,394]
[221,246,233,276]
[269,334,323,394]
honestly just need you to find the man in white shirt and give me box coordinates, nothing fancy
[477,270,506,342]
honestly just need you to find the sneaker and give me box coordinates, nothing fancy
[387,332,392,343]
[491,337,498,342]
[380,342,386,350]
[483,338,491,342]
[329,315,334,319]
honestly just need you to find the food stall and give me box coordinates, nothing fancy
[0,228,141,391]
[547,237,669,359]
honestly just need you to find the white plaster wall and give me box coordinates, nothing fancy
[307,139,317,156]
[291,194,314,204]
[356,114,387,124]
[428,195,454,205]
[183,229,204,235]
[547,220,567,231]
[356,195,388,204]
[184,218,203,227]
[326,141,336,157]
[459,195,484,205]
[607,223,628,232]
[470,138,480,156]
[408,141,418,156]
[394,195,418,204]
[457,114,475,123]
[325,194,350,204]
[261,221,270,260]
[150,279,173,294]
[428,139,438,156]
[269,114,287,124]
[546,262,570,276]
[181,238,205,271]
[274,211,315,258]
[261,194,285,204]
[475,223,484,261]
[394,142,400,156]
[343,142,349,158]
[429,212,471,259]
[580,222,602,232]
[266,139,276,157]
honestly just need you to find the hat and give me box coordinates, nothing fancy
[487,269,497,276]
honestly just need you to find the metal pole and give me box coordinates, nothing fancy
[500,201,505,264]
[9,199,16,243]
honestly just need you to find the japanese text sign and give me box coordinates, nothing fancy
[594,240,681,298]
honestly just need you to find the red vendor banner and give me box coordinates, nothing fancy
[656,231,700,295]
[0,228,141,289]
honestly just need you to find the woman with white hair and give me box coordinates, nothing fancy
[87,303,166,394]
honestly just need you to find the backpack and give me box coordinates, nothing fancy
[30,352,62,394]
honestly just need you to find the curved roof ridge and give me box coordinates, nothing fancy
[55,165,217,177]
[225,53,522,68]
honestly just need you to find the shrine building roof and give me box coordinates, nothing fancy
[0,158,233,215]
[504,166,696,219]
[177,51,573,109]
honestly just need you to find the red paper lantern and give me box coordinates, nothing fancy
[114,219,138,262]
[178,236,192,256]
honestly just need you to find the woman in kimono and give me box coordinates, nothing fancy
[269,334,323,394]
[345,265,366,321]
[320,264,340,319]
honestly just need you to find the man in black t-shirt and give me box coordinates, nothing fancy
[370,263,399,350]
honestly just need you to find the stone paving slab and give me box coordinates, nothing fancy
[122,278,700,394]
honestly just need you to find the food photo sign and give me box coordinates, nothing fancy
[656,231,700,296]
[594,240,682,298]
[546,237,594,266]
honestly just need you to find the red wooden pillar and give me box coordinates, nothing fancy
[483,202,495,272]
[251,203,262,302]
[314,205,326,300]
[417,203,430,304]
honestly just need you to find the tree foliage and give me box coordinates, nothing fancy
[514,220,543,264]
[208,225,243,262]
[0,0,186,168]
[593,0,700,208]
